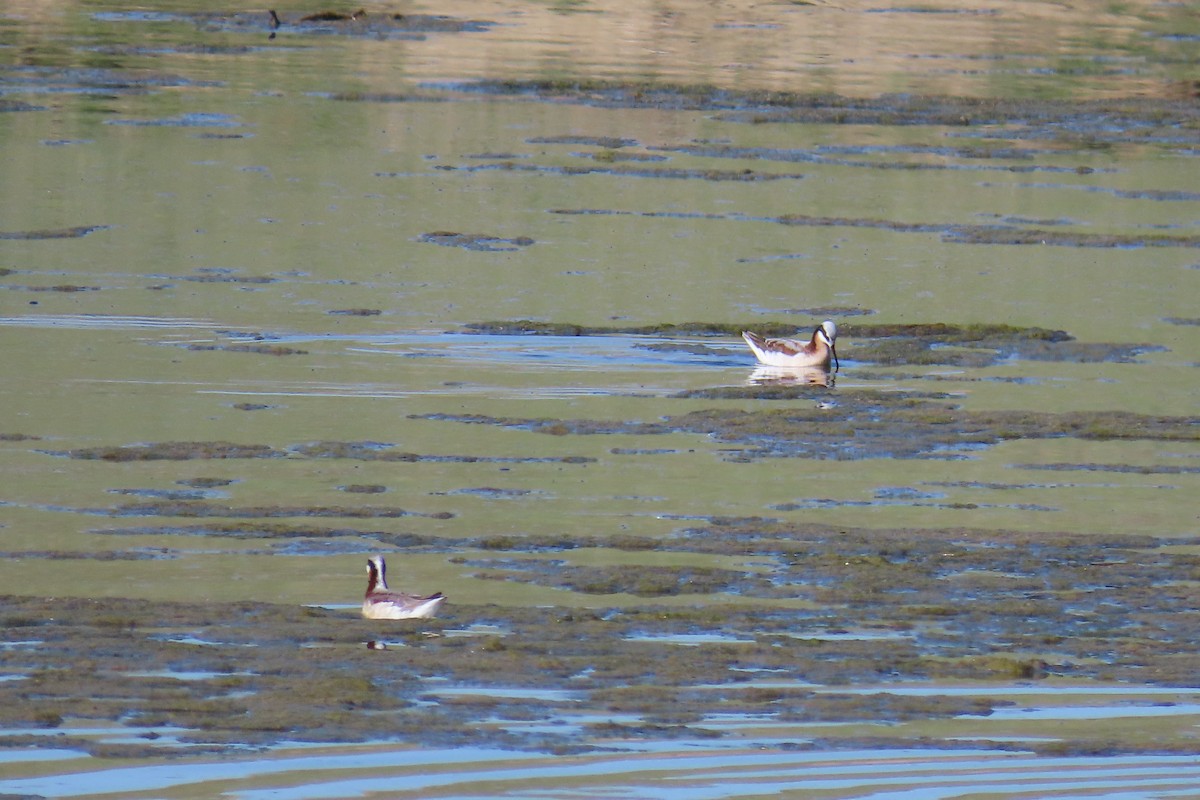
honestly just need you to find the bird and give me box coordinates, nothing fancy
[361,555,446,620]
[741,320,839,371]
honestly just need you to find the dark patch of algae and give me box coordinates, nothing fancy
[450,80,1200,140]
[550,208,1200,250]
[421,160,806,183]
[3,519,1200,757]
[462,320,1162,366]
[0,225,109,240]
[187,343,309,356]
[32,322,1195,474]
[53,440,596,466]
[141,9,495,40]
[417,231,536,251]
[550,319,1193,461]
[413,396,1195,462]
[7,319,1196,757]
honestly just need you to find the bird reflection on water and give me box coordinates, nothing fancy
[747,364,836,388]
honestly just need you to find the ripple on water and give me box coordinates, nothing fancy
[9,746,1200,800]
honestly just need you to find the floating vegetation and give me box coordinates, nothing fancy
[417,231,536,252]
[1014,462,1200,475]
[299,9,367,23]
[527,135,639,148]
[89,42,259,57]
[585,151,670,163]
[7,2,1197,786]
[413,395,1198,461]
[104,501,452,520]
[460,319,1157,366]
[430,161,804,182]
[329,91,449,103]
[0,99,46,113]
[62,442,286,461]
[548,207,1200,249]
[283,9,493,34]
[6,284,101,292]
[472,560,761,597]
[649,141,1089,175]
[177,270,275,284]
[285,440,594,465]
[838,322,1160,365]
[942,227,1200,248]
[451,81,1200,146]
[0,550,161,562]
[52,439,597,466]
[187,343,308,356]
[178,477,235,488]
[99,9,494,38]
[838,323,1066,340]
[0,225,109,240]
[2,517,1199,754]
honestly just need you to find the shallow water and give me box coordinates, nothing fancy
[2,0,1199,797]
[7,742,1200,799]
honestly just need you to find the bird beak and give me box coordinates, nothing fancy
[819,329,840,373]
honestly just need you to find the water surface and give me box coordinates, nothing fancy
[2,0,1198,797]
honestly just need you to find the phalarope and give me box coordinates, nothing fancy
[741,320,839,371]
[362,555,446,620]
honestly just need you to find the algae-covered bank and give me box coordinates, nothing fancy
[2,0,1198,797]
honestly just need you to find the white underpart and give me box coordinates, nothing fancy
[362,595,445,620]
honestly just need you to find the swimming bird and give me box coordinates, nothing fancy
[741,320,839,371]
[362,555,446,620]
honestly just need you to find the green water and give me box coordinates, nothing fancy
[1,1,1198,797]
